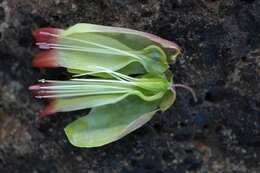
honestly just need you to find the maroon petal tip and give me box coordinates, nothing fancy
[40,101,57,117]
[33,50,59,68]
[32,27,61,43]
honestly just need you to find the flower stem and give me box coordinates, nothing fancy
[172,84,198,102]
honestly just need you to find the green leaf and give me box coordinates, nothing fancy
[159,89,176,112]
[64,96,158,147]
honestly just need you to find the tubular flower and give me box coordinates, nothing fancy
[32,23,180,74]
[30,23,195,148]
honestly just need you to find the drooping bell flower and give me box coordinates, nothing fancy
[30,23,196,148]
[32,23,181,75]
[30,67,171,117]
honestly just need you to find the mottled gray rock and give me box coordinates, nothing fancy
[0,0,259,172]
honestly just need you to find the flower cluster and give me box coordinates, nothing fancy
[30,23,195,148]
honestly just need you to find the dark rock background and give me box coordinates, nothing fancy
[0,0,259,172]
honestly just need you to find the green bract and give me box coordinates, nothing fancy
[30,23,183,148]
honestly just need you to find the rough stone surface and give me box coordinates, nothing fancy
[0,0,259,172]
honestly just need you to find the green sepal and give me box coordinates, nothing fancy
[64,96,158,148]
[159,89,176,112]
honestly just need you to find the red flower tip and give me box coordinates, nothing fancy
[32,27,61,43]
[33,50,59,68]
[40,101,57,117]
